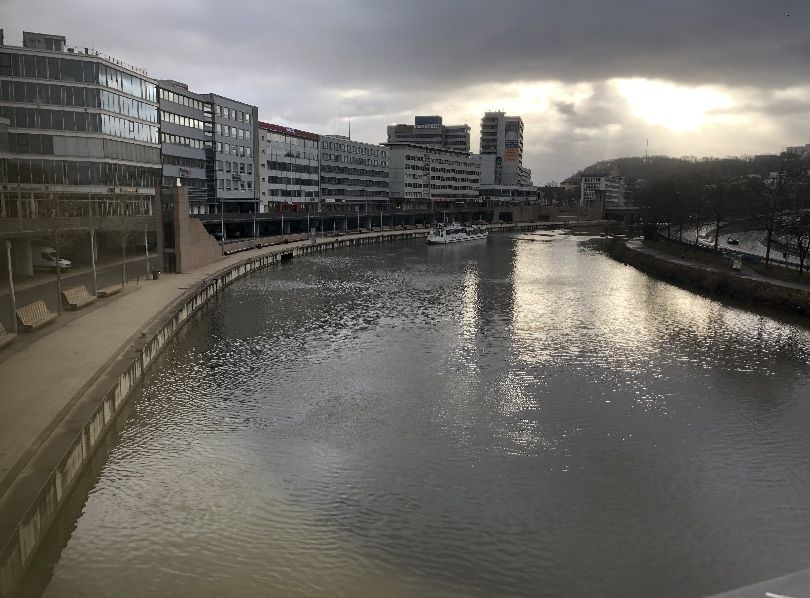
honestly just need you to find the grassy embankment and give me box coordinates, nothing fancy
[605,238,810,315]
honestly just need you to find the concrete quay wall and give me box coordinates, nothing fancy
[0,229,428,597]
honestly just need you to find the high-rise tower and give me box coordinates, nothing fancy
[479,111,531,186]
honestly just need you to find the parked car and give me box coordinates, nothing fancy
[32,246,72,272]
[726,237,739,245]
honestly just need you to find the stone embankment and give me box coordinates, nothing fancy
[606,239,810,316]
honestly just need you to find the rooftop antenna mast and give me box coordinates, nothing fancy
[348,115,351,140]
[645,138,649,164]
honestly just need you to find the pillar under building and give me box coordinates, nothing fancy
[12,238,33,277]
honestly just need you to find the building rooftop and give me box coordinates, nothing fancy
[383,142,475,156]
[258,121,319,141]
[2,30,149,76]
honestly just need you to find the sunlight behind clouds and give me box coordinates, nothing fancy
[613,78,736,132]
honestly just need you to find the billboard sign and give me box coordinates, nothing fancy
[504,120,520,150]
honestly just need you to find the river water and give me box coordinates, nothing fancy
[32,232,810,597]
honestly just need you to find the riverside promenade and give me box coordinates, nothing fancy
[0,228,434,596]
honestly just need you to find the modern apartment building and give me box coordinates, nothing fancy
[319,135,389,205]
[211,95,258,213]
[580,173,626,208]
[387,115,470,152]
[158,80,212,212]
[0,31,161,219]
[479,111,532,186]
[258,122,320,212]
[385,142,481,207]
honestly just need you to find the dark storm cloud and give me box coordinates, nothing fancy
[552,101,576,117]
[4,0,809,92]
[3,0,809,181]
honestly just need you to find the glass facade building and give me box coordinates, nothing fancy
[258,122,320,213]
[0,32,160,220]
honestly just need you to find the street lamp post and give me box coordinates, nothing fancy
[220,199,225,253]
[5,240,17,333]
[89,198,98,296]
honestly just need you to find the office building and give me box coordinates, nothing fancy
[580,173,626,208]
[210,95,258,213]
[387,115,470,152]
[479,111,532,186]
[319,135,389,205]
[158,82,258,215]
[385,142,480,207]
[0,30,161,218]
[258,122,320,212]
[158,80,212,212]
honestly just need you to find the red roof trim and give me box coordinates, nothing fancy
[258,121,320,141]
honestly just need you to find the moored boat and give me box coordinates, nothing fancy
[427,223,488,244]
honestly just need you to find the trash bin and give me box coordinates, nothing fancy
[151,267,160,280]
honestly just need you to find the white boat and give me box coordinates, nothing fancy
[427,223,488,244]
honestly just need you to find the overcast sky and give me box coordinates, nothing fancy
[3,0,809,182]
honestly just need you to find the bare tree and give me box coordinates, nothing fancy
[105,200,144,287]
[776,175,810,275]
[779,213,810,275]
[748,153,802,264]
[38,194,78,315]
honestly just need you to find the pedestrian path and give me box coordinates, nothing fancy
[0,238,315,496]
[0,229,433,499]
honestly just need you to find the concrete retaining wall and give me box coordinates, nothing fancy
[0,229,428,597]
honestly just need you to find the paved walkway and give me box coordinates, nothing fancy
[627,240,810,293]
[0,234,346,497]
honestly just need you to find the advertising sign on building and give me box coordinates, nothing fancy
[504,120,520,151]
[504,120,520,163]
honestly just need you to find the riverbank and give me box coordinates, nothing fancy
[605,238,810,316]
[0,227,435,597]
